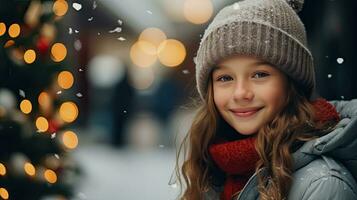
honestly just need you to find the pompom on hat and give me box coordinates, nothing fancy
[195,0,315,100]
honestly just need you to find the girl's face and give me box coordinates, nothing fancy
[212,55,288,135]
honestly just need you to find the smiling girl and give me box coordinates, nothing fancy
[175,0,357,200]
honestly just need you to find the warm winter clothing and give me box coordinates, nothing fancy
[209,137,259,200]
[195,0,315,100]
[204,99,357,200]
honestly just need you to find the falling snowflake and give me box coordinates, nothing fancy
[72,3,82,11]
[146,10,153,14]
[97,32,101,36]
[117,37,126,41]
[341,96,345,99]
[159,144,165,148]
[76,93,83,97]
[337,57,344,64]
[77,192,87,199]
[123,110,127,114]
[182,69,190,74]
[325,55,329,58]
[233,2,240,10]
[327,74,332,78]
[54,154,60,159]
[74,39,82,51]
[118,19,123,25]
[19,89,25,98]
[51,133,56,139]
[69,27,73,34]
[88,17,94,21]
[75,29,79,33]
[93,1,97,9]
[57,91,62,94]
[79,68,84,72]
[109,27,122,33]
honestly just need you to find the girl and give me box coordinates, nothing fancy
[175,0,357,199]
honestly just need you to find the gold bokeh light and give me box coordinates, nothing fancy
[24,49,36,64]
[62,131,78,149]
[20,99,32,114]
[38,92,52,111]
[44,169,57,183]
[57,71,74,89]
[53,0,68,17]
[0,22,6,36]
[24,162,36,176]
[4,40,15,48]
[59,102,78,123]
[139,27,167,47]
[183,0,213,24]
[8,23,21,38]
[51,43,67,62]
[130,41,157,67]
[36,116,49,132]
[0,163,6,176]
[157,39,186,67]
[0,188,9,200]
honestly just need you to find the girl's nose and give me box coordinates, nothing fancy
[232,81,254,101]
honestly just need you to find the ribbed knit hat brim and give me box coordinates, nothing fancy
[195,20,315,100]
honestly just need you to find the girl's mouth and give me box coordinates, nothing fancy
[231,107,262,118]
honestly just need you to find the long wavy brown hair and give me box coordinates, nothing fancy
[174,75,338,200]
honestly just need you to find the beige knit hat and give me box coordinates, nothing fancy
[195,0,315,100]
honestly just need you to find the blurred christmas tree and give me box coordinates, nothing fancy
[0,0,80,199]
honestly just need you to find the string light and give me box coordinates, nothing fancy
[51,43,67,62]
[139,27,167,47]
[53,0,68,17]
[4,40,14,48]
[62,131,78,149]
[44,169,57,183]
[183,0,213,24]
[20,99,32,114]
[0,188,9,199]
[8,23,21,38]
[0,22,6,36]
[36,116,49,132]
[59,102,78,123]
[0,163,6,176]
[24,49,36,64]
[130,41,157,67]
[57,71,74,89]
[24,162,36,176]
[38,92,51,107]
[157,39,186,67]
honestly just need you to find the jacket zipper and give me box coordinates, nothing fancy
[236,168,265,200]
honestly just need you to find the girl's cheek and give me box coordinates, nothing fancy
[213,87,229,105]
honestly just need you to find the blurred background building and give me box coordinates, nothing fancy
[0,0,356,199]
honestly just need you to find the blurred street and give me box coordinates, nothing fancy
[73,144,179,200]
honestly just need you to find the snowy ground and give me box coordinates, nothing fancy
[72,144,180,200]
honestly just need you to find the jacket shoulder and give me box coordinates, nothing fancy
[288,156,357,200]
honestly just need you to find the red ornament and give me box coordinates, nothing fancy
[48,118,60,133]
[36,37,50,55]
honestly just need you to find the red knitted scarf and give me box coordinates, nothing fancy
[208,98,340,200]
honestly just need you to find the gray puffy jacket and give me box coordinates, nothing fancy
[204,99,357,200]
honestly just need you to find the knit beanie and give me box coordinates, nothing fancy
[195,0,315,100]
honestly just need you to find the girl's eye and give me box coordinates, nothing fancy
[216,75,233,82]
[252,72,270,79]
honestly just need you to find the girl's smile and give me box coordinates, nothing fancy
[212,55,288,135]
[230,107,263,118]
